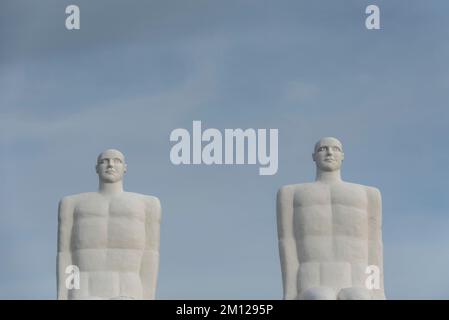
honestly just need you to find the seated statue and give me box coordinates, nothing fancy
[277,137,385,300]
[57,149,161,300]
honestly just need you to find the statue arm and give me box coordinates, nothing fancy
[140,197,161,299]
[277,186,299,300]
[57,197,74,300]
[367,187,386,299]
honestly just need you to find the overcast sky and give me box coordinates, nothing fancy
[1,0,449,299]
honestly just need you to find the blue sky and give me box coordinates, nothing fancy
[1,0,449,299]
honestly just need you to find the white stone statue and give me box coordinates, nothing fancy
[57,149,161,300]
[277,137,385,300]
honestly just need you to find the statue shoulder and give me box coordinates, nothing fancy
[364,185,382,201]
[118,192,161,214]
[278,183,315,196]
[123,192,160,204]
[277,183,317,206]
[145,195,161,207]
[141,195,162,215]
[60,192,96,204]
[342,182,381,197]
[342,184,381,208]
[58,193,97,219]
[58,194,77,218]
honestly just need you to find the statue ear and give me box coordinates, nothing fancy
[95,164,99,174]
[312,153,316,162]
[341,152,345,161]
[124,164,128,173]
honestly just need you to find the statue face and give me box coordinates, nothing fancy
[313,137,344,172]
[96,149,127,183]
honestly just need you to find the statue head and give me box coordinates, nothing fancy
[312,137,344,172]
[95,149,127,183]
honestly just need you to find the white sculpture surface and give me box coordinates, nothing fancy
[277,137,385,300]
[57,149,161,300]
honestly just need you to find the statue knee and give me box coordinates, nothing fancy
[301,287,336,300]
[337,287,371,300]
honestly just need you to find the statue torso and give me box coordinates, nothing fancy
[292,181,370,293]
[68,192,148,299]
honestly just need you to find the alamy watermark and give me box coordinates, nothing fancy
[365,265,381,290]
[366,5,380,30]
[65,265,80,290]
[65,4,380,32]
[65,5,80,30]
[169,121,278,175]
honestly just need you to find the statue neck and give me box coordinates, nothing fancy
[99,181,124,195]
[315,169,342,183]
